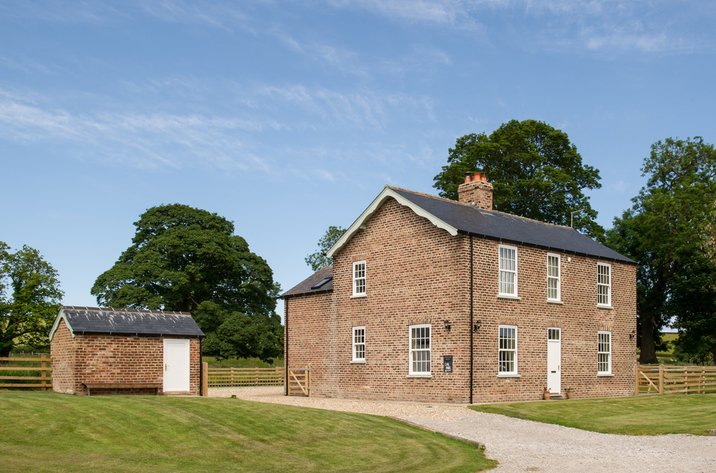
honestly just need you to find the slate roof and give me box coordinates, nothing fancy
[49,306,205,340]
[389,187,633,264]
[281,265,333,298]
[284,185,633,298]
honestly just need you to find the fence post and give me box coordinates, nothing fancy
[41,354,48,391]
[231,367,235,385]
[307,365,311,398]
[658,364,664,395]
[255,367,259,386]
[634,364,639,396]
[202,362,208,396]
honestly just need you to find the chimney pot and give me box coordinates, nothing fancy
[457,170,494,210]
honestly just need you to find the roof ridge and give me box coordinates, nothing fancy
[60,306,192,316]
[385,185,574,231]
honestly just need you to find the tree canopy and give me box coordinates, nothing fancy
[433,119,604,238]
[0,242,63,357]
[91,204,283,362]
[305,226,347,272]
[606,137,716,364]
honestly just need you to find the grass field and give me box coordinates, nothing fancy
[470,394,716,436]
[0,392,496,473]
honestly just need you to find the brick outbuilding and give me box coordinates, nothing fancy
[282,175,637,403]
[49,306,205,395]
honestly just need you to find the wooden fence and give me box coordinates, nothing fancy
[0,355,52,390]
[207,367,284,387]
[635,364,716,395]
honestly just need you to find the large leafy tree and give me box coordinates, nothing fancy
[667,253,716,365]
[91,204,283,362]
[606,137,716,364]
[433,119,604,238]
[0,242,63,357]
[305,226,347,272]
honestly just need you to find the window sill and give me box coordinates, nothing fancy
[350,294,367,299]
[497,294,521,301]
[497,373,521,378]
[407,374,432,378]
[597,373,614,377]
[350,360,365,364]
[547,300,563,305]
[596,304,613,310]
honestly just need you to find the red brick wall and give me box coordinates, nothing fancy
[50,318,77,394]
[51,327,202,395]
[471,238,637,402]
[287,197,472,402]
[286,196,637,403]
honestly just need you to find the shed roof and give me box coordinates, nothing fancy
[49,306,205,340]
[281,265,333,298]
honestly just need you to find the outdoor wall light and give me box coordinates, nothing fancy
[629,330,636,340]
[444,320,452,331]
[473,320,481,332]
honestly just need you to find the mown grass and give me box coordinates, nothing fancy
[470,394,716,436]
[0,392,496,473]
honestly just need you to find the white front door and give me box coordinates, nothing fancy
[547,328,561,394]
[163,339,190,392]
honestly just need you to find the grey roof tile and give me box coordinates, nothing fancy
[58,306,205,337]
[281,266,333,298]
[390,187,633,263]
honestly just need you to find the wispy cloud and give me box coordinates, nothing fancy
[252,84,433,129]
[139,0,253,31]
[0,0,255,30]
[0,55,55,75]
[0,88,280,170]
[323,0,712,54]
[0,0,126,23]
[4,0,712,56]
[0,81,434,172]
[326,0,477,26]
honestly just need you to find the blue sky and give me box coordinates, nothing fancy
[1,0,714,318]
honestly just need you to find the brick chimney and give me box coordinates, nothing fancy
[458,171,493,210]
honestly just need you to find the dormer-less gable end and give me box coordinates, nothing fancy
[327,185,633,264]
[326,186,459,258]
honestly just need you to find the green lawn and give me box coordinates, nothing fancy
[470,394,716,436]
[0,392,496,473]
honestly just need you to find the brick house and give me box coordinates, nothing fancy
[50,306,205,395]
[282,173,637,403]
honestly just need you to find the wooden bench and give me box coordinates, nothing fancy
[82,382,162,396]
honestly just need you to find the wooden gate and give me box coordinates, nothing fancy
[287,367,311,397]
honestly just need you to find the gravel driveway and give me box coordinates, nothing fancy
[210,387,716,472]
